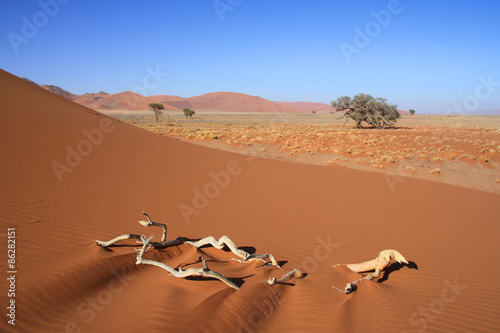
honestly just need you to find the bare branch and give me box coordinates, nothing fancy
[138,211,167,241]
[266,269,303,286]
[186,236,281,268]
[136,235,239,290]
[96,234,141,248]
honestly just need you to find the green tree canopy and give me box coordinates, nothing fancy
[149,103,164,123]
[331,93,400,128]
[409,109,416,116]
[183,108,195,119]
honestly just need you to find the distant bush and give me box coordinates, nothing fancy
[183,108,195,119]
[331,93,400,129]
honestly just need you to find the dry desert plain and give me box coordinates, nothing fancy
[1,68,500,333]
[122,111,500,194]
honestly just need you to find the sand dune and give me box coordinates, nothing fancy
[275,101,334,113]
[153,91,305,113]
[73,91,180,111]
[1,68,500,332]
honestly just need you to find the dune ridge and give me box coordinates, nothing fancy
[152,91,305,113]
[1,68,500,332]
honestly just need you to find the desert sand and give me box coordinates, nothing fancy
[1,68,500,332]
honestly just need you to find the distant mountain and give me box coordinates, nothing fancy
[274,101,334,113]
[40,85,76,101]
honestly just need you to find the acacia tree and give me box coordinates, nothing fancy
[149,103,165,123]
[331,93,400,129]
[183,108,195,119]
[409,109,416,116]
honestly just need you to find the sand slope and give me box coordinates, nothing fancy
[1,68,500,332]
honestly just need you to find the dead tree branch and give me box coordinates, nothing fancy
[266,269,303,286]
[185,236,281,267]
[96,212,179,248]
[135,235,240,290]
[332,249,409,294]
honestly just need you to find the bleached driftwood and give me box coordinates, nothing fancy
[96,212,185,248]
[265,269,303,286]
[185,236,281,268]
[96,233,142,248]
[137,212,167,241]
[96,212,286,290]
[332,249,409,294]
[136,235,240,290]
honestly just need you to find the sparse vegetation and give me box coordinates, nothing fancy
[126,113,500,193]
[409,109,416,116]
[403,166,416,172]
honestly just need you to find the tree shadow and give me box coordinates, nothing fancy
[239,246,256,254]
[355,126,412,130]
[377,261,419,283]
[256,260,288,269]
[185,274,255,288]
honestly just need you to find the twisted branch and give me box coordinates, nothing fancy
[185,236,281,268]
[136,235,240,290]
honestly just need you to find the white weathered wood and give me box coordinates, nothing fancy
[266,269,303,285]
[96,212,170,248]
[137,212,167,241]
[332,249,409,294]
[186,236,281,268]
[96,234,141,248]
[136,235,239,290]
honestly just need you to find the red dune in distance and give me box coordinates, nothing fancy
[73,91,180,111]
[275,101,334,113]
[153,91,305,113]
[39,84,179,111]
[40,82,412,115]
[1,68,500,332]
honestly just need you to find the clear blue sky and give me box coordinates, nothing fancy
[1,0,499,113]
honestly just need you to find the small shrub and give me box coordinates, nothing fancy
[403,166,416,172]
